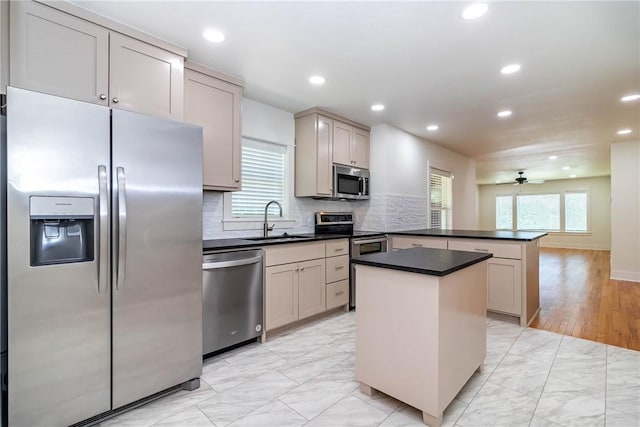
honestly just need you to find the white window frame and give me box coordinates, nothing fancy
[494,189,591,234]
[222,137,295,231]
[428,164,453,229]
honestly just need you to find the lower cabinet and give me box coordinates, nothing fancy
[298,259,326,320]
[265,258,326,331]
[487,258,522,315]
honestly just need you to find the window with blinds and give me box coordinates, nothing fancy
[231,138,287,217]
[429,167,452,229]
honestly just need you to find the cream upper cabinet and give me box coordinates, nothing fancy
[297,259,326,320]
[109,32,183,121]
[295,114,333,197]
[333,121,370,170]
[352,127,370,169]
[295,108,371,198]
[332,121,353,166]
[10,1,109,105]
[184,64,243,191]
[10,1,184,120]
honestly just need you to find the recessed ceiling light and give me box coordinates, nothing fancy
[427,124,439,131]
[203,28,225,43]
[570,174,577,178]
[496,180,501,184]
[501,64,521,75]
[462,3,488,20]
[371,104,385,111]
[621,94,640,102]
[617,129,632,135]
[497,110,512,118]
[309,75,325,85]
[562,166,571,170]
[548,155,557,160]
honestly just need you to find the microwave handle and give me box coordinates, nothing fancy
[362,177,368,196]
[359,177,364,195]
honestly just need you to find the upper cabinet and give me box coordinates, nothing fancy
[9,1,184,121]
[294,108,370,198]
[184,63,243,191]
[333,122,370,170]
[294,113,334,197]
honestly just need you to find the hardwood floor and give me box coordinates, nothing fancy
[530,247,640,351]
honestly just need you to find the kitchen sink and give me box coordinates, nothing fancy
[244,234,313,242]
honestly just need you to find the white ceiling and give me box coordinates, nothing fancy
[71,0,640,185]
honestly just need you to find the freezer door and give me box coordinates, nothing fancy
[6,87,111,426]
[111,109,203,408]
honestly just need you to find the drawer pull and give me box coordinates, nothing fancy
[474,248,489,252]
[411,243,423,247]
[335,291,345,296]
[334,248,345,252]
[335,266,344,270]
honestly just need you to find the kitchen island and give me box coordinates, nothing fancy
[389,229,547,326]
[352,247,492,427]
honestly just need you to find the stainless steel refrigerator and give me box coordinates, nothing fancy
[2,87,203,426]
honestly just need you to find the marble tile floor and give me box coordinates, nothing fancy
[100,311,640,427]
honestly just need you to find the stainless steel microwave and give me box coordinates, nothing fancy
[333,165,370,200]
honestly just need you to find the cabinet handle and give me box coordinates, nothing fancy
[474,248,490,252]
[99,94,107,100]
[112,98,119,104]
[411,243,423,247]
[335,291,345,296]
[235,178,240,183]
[300,267,304,272]
[334,248,344,252]
[335,265,344,270]
[295,268,299,272]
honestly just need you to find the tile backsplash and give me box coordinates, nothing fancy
[202,192,428,239]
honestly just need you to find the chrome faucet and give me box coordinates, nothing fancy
[263,200,283,238]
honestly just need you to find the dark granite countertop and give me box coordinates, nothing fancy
[203,233,350,251]
[351,247,492,276]
[389,229,547,241]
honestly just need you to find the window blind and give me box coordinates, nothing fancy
[231,138,287,217]
[429,168,452,229]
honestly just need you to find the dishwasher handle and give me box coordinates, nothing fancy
[203,256,263,270]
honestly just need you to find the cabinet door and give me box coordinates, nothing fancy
[332,120,353,166]
[352,128,370,169]
[184,69,241,190]
[298,259,326,320]
[316,115,333,196]
[109,32,184,120]
[487,258,522,315]
[10,1,109,105]
[265,264,299,331]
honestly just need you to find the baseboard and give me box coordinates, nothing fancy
[539,242,611,251]
[610,270,640,282]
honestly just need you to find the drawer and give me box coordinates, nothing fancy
[326,255,349,283]
[391,236,448,250]
[326,279,349,310]
[264,242,325,266]
[448,239,521,260]
[326,239,349,257]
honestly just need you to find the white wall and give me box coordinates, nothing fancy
[478,176,611,250]
[203,104,478,239]
[362,124,477,231]
[610,140,640,282]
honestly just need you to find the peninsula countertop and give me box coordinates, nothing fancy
[389,229,547,241]
[351,247,492,276]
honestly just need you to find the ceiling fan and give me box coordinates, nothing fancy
[511,171,545,185]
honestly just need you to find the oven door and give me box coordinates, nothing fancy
[350,237,388,308]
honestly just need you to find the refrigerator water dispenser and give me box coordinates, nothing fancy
[29,196,95,266]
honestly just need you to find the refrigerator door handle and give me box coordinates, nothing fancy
[98,165,109,294]
[115,166,128,291]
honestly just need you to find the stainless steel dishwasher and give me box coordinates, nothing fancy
[202,249,264,355]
